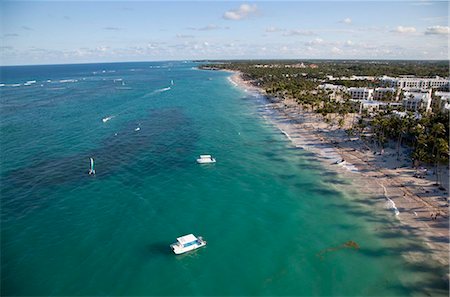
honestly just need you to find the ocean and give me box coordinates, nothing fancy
[0,61,447,296]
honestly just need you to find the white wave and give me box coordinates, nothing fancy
[227,77,238,87]
[381,184,400,216]
[102,116,114,123]
[0,84,5,87]
[24,80,37,86]
[385,198,400,216]
[341,163,359,173]
[135,127,141,131]
[59,79,78,83]
[279,129,293,141]
[8,84,22,87]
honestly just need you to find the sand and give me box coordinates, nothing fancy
[228,71,449,271]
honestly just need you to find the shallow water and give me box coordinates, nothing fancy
[1,62,447,296]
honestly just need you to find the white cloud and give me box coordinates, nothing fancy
[283,29,315,36]
[223,4,258,20]
[187,24,225,31]
[393,26,417,33]
[176,34,194,39]
[305,38,324,46]
[425,25,450,35]
[103,27,123,31]
[266,26,284,33]
[340,18,352,24]
[331,47,342,54]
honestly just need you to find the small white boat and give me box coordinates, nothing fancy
[196,155,216,164]
[88,157,96,175]
[170,234,207,254]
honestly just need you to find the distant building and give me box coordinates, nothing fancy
[434,91,450,112]
[403,89,432,112]
[318,84,346,91]
[380,76,449,90]
[351,100,402,113]
[348,87,373,100]
[318,84,347,100]
[350,75,376,81]
[373,87,396,101]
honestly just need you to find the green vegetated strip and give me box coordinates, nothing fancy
[200,60,449,186]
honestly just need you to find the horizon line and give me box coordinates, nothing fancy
[1,58,449,67]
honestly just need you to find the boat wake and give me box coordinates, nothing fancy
[102,116,114,123]
[155,87,171,93]
[143,86,171,98]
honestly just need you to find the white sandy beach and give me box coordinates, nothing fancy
[229,71,449,272]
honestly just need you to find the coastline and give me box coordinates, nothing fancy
[228,71,449,272]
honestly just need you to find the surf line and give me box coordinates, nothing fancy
[381,183,400,216]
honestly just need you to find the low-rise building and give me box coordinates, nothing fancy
[403,89,432,112]
[318,83,347,100]
[434,91,450,112]
[348,87,373,100]
[373,87,396,101]
[380,76,449,90]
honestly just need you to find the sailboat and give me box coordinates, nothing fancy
[88,157,96,175]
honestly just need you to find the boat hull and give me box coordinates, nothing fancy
[170,241,207,254]
[196,159,216,164]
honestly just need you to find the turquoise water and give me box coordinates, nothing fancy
[1,62,447,296]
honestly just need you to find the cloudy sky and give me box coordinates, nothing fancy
[1,0,448,65]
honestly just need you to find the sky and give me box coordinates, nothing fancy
[0,0,449,65]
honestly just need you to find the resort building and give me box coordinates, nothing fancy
[348,87,374,100]
[380,76,449,90]
[402,89,432,112]
[373,87,396,101]
[318,84,347,100]
[350,99,402,113]
[434,91,450,112]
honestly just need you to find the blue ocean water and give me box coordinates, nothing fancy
[1,62,447,296]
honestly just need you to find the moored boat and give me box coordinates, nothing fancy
[170,234,207,254]
[196,155,216,164]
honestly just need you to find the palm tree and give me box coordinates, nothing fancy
[430,122,446,185]
[433,138,449,187]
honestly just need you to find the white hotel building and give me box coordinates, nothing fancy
[348,87,374,100]
[373,87,396,100]
[380,76,449,90]
[402,89,432,112]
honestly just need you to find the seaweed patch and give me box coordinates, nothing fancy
[317,240,360,259]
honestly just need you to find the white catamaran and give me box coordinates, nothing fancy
[170,234,207,254]
[88,157,96,175]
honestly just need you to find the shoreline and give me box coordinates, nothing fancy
[227,71,449,272]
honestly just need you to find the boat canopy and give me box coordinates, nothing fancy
[177,234,197,244]
[199,155,212,159]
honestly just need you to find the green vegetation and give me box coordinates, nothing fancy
[200,59,449,78]
[200,60,449,184]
